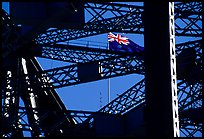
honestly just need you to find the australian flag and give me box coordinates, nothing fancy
[108,32,144,53]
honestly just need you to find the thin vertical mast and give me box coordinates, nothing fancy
[107,34,110,104]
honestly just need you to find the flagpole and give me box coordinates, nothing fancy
[108,77,110,104]
[107,34,110,104]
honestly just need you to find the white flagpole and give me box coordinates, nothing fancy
[108,76,110,103]
[108,33,110,104]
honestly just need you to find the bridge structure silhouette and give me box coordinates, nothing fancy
[1,2,202,137]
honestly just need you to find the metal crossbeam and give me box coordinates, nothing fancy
[174,2,202,37]
[91,80,202,118]
[2,9,22,58]
[35,40,201,89]
[174,2,202,16]
[176,39,202,63]
[34,2,202,44]
[1,106,96,136]
[40,44,138,63]
[177,81,202,111]
[98,78,145,114]
[176,39,201,52]
[1,106,45,137]
[180,120,202,137]
[38,39,201,65]
[35,5,143,44]
[34,55,144,88]
[1,71,20,137]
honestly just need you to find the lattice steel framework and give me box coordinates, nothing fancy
[34,2,202,44]
[40,44,143,63]
[35,54,144,88]
[1,2,202,137]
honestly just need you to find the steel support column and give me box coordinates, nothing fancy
[144,2,179,137]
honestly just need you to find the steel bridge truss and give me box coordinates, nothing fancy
[2,34,202,138]
[19,54,144,88]
[35,2,202,44]
[1,2,202,137]
[40,44,141,64]
[26,42,204,137]
[2,75,202,137]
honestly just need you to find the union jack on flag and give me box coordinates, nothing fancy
[108,32,130,45]
[108,32,144,53]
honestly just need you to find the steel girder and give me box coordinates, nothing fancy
[32,54,144,88]
[174,2,202,37]
[80,80,201,119]
[1,106,97,136]
[34,2,202,44]
[1,70,23,137]
[1,57,76,137]
[98,78,145,114]
[2,9,22,58]
[177,80,202,112]
[176,39,202,63]
[2,2,202,137]
[39,44,140,64]
[34,2,144,44]
[38,39,201,65]
[179,118,202,137]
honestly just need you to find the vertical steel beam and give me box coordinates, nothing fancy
[144,2,179,137]
[169,3,180,137]
[21,58,41,137]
